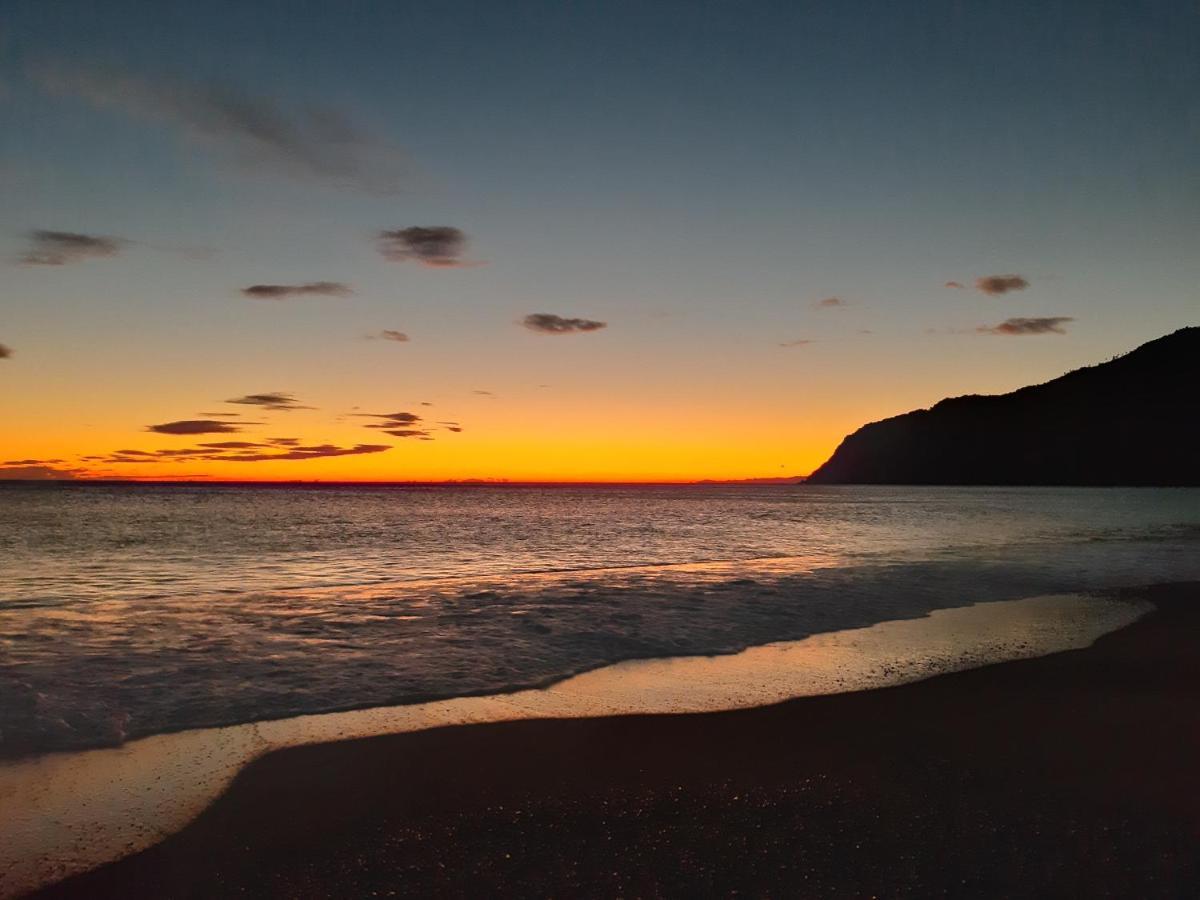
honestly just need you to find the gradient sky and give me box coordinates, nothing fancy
[1,0,1197,481]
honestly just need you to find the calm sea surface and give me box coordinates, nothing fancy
[1,483,1198,757]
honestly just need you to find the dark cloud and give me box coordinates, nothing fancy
[99,441,392,464]
[359,411,422,430]
[374,329,410,343]
[221,443,391,462]
[473,390,497,398]
[522,313,607,335]
[816,296,846,308]
[444,426,463,433]
[0,343,10,359]
[975,274,1029,295]
[944,281,965,289]
[268,437,300,446]
[4,458,64,465]
[779,339,813,347]
[382,429,430,438]
[0,464,80,480]
[377,227,467,267]
[978,316,1073,336]
[241,282,353,300]
[20,230,125,266]
[33,63,407,194]
[226,392,312,411]
[147,419,241,435]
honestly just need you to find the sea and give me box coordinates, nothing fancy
[2,482,1198,759]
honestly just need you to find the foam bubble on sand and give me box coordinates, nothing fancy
[0,592,1149,898]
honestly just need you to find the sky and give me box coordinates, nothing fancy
[1,0,1197,481]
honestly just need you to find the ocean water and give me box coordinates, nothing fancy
[1,483,1197,758]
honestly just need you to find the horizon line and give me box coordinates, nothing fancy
[0,476,811,487]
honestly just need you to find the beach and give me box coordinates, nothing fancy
[34,582,1200,898]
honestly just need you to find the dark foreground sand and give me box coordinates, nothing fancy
[38,584,1200,898]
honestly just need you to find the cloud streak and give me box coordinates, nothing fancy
[358,411,422,429]
[978,316,1073,336]
[226,392,312,411]
[222,443,391,462]
[522,313,607,335]
[373,330,410,343]
[377,227,468,267]
[944,275,1031,295]
[816,296,846,308]
[147,419,241,435]
[33,63,407,194]
[20,230,125,266]
[241,282,353,300]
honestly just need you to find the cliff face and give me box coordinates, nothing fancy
[807,327,1200,486]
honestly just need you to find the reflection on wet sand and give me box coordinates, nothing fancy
[0,592,1148,898]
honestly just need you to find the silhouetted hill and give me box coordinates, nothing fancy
[807,328,1200,486]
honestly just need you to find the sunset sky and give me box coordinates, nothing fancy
[2,0,1197,481]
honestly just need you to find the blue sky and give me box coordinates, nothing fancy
[1,0,1197,479]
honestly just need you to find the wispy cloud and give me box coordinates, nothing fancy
[522,313,607,335]
[358,411,422,429]
[97,440,393,465]
[815,296,846,308]
[944,276,1032,295]
[147,419,241,435]
[381,429,430,438]
[779,338,813,348]
[241,282,353,300]
[222,443,391,462]
[19,230,125,266]
[371,329,410,343]
[32,62,407,194]
[377,227,468,267]
[226,392,312,411]
[978,316,1073,335]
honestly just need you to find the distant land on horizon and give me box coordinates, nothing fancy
[807,327,1199,487]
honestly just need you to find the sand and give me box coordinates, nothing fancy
[30,584,1200,898]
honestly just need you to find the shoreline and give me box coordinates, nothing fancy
[9,586,1190,897]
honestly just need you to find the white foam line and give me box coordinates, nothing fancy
[0,593,1149,897]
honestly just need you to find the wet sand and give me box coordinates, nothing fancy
[36,583,1200,898]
